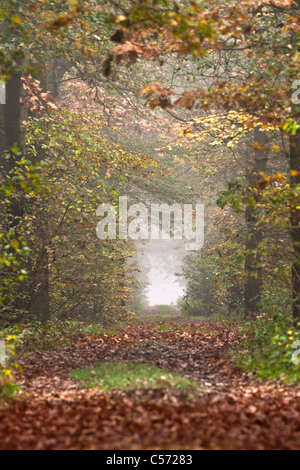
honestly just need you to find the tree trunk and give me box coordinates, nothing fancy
[290,129,300,322]
[244,126,268,318]
[290,9,300,323]
[0,70,51,323]
[228,283,243,316]
[0,72,28,315]
[47,59,72,99]
[28,220,50,324]
[28,69,50,323]
[5,72,26,223]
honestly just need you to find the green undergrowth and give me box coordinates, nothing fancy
[154,325,174,331]
[0,321,121,401]
[141,315,189,323]
[70,361,199,391]
[180,312,244,329]
[0,335,20,402]
[230,312,300,384]
[156,305,176,314]
[0,321,120,354]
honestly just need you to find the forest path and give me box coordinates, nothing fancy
[0,319,299,450]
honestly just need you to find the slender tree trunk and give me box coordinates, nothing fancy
[244,126,268,318]
[1,69,51,323]
[290,10,300,323]
[4,73,22,155]
[28,221,50,324]
[5,73,26,227]
[290,129,300,322]
[228,283,243,316]
[28,69,50,323]
[47,59,72,99]
[0,71,28,314]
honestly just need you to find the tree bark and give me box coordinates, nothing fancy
[290,5,300,323]
[28,221,50,324]
[244,126,268,318]
[0,69,51,323]
[3,72,25,224]
[228,283,243,316]
[27,69,50,323]
[290,129,300,322]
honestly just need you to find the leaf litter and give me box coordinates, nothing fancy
[0,321,299,450]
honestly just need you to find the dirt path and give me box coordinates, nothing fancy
[0,320,299,450]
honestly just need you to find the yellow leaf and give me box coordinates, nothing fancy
[272,173,285,182]
[252,142,264,150]
[11,15,22,24]
[259,172,270,182]
[115,15,127,23]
